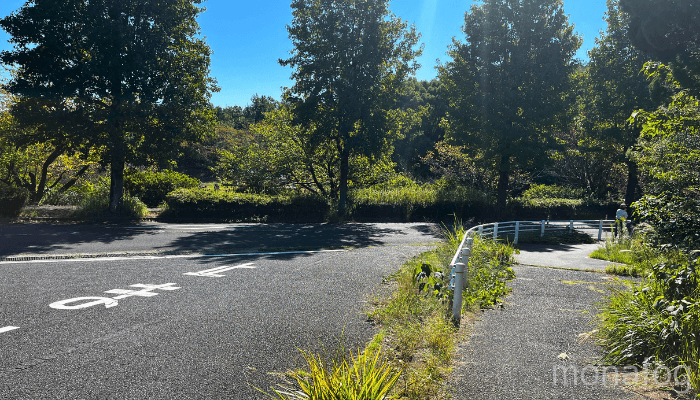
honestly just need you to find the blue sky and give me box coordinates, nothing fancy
[0,0,608,108]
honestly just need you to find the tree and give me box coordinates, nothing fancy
[620,0,700,96]
[575,0,655,204]
[0,0,217,213]
[439,0,581,212]
[280,0,422,217]
[0,85,96,203]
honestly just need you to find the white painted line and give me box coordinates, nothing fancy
[50,297,118,310]
[0,326,20,334]
[184,263,256,277]
[0,249,346,264]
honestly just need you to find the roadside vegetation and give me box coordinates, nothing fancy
[264,224,516,399]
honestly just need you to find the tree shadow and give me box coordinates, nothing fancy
[156,223,440,264]
[0,223,165,257]
[0,222,442,261]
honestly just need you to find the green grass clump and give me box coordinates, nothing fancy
[267,344,402,400]
[597,260,700,396]
[590,235,687,277]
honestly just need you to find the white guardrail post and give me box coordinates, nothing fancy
[541,220,545,237]
[598,220,604,241]
[514,221,520,245]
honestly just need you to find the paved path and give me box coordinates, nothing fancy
[450,243,635,400]
[0,223,441,399]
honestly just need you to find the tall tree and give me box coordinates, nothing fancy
[0,0,217,213]
[576,0,655,205]
[280,0,421,217]
[620,0,700,96]
[439,0,581,212]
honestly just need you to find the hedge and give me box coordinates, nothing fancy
[125,169,200,207]
[163,188,330,222]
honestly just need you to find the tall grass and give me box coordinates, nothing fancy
[267,344,402,400]
[590,235,687,277]
[596,260,700,396]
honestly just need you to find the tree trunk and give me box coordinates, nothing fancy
[496,156,510,217]
[109,149,125,214]
[337,145,349,219]
[624,159,639,206]
[32,147,64,203]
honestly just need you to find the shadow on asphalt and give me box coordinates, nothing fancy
[514,243,597,253]
[0,222,442,260]
[156,223,432,264]
[0,224,163,257]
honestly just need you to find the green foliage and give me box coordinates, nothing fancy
[620,0,700,97]
[597,259,699,395]
[507,197,611,221]
[349,178,493,221]
[592,232,689,276]
[267,344,401,400]
[280,0,422,216]
[520,184,585,200]
[439,0,581,209]
[463,236,516,309]
[0,0,217,212]
[75,184,148,219]
[124,169,200,207]
[420,141,496,193]
[163,188,330,222]
[0,182,29,217]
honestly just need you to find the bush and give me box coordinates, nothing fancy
[521,184,585,200]
[0,183,30,217]
[75,185,148,219]
[597,260,699,395]
[124,169,200,207]
[163,188,330,222]
[507,197,615,220]
[349,180,494,222]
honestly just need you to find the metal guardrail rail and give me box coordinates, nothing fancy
[448,219,615,321]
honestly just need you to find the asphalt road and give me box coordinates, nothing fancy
[0,222,441,399]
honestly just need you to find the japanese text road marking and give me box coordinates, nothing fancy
[184,263,256,278]
[104,283,181,299]
[0,326,20,334]
[49,283,181,310]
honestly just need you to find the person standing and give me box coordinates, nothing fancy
[614,203,629,239]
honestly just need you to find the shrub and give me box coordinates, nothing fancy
[597,260,700,395]
[163,188,330,222]
[266,344,401,400]
[75,185,148,219]
[349,181,494,222]
[0,183,30,217]
[124,169,200,207]
[520,184,585,200]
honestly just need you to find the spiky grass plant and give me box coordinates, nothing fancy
[267,344,402,400]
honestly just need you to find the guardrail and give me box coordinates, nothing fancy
[449,219,614,321]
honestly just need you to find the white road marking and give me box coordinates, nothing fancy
[104,283,181,299]
[184,263,256,278]
[0,326,20,334]
[0,249,346,264]
[50,283,181,310]
[50,297,119,310]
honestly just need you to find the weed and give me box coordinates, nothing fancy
[265,343,402,400]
